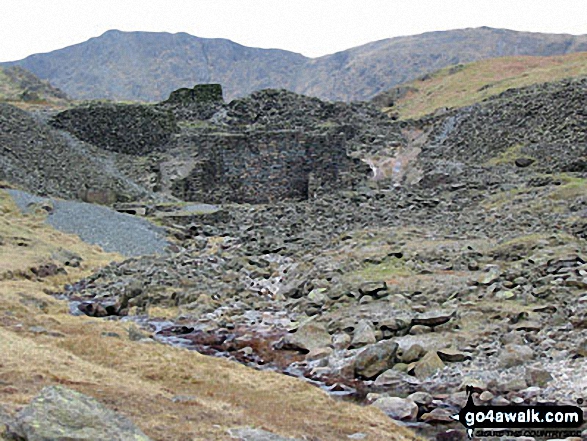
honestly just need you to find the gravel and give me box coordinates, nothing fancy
[182,203,220,214]
[7,189,169,257]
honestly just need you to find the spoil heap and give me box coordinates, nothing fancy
[0,103,151,202]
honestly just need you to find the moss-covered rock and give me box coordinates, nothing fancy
[13,386,151,441]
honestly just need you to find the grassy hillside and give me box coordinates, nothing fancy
[297,27,587,102]
[372,51,587,119]
[3,27,587,102]
[0,66,68,105]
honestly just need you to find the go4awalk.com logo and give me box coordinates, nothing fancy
[452,386,584,438]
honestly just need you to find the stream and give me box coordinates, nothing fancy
[64,297,368,402]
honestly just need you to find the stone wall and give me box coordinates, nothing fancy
[172,129,362,203]
[163,84,224,105]
[50,104,178,155]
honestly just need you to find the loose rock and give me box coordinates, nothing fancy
[354,340,399,379]
[372,396,418,421]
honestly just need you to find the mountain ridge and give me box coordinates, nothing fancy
[3,27,587,102]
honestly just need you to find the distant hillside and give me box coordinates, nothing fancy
[1,30,307,103]
[3,27,587,102]
[0,66,68,104]
[297,27,587,101]
[372,51,587,119]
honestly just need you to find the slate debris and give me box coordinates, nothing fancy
[0,103,152,202]
[8,189,169,257]
[2,76,586,441]
[50,103,178,155]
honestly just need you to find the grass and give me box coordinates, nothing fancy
[335,229,415,284]
[480,173,586,213]
[0,67,69,106]
[0,69,14,100]
[0,189,419,441]
[548,175,587,200]
[487,143,530,166]
[488,233,553,259]
[383,52,587,119]
[350,256,413,282]
[0,191,116,277]
[178,120,211,129]
[481,184,530,210]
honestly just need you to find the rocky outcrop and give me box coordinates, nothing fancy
[0,66,69,103]
[163,83,224,105]
[416,77,587,178]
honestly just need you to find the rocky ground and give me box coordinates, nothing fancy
[7,188,169,257]
[1,77,586,440]
[0,103,155,203]
[41,79,587,439]
[0,187,417,441]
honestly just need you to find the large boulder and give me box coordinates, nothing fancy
[0,405,16,440]
[413,351,445,379]
[498,344,535,368]
[371,397,418,421]
[349,319,377,348]
[227,427,301,440]
[354,339,399,379]
[280,320,331,353]
[13,386,151,441]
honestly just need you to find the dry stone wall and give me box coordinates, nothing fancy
[50,104,178,155]
[163,84,224,104]
[45,87,384,204]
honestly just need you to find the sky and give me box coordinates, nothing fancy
[1,0,587,62]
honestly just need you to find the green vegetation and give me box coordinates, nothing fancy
[481,173,586,212]
[489,233,552,257]
[348,255,413,282]
[481,186,529,210]
[487,143,530,166]
[381,52,587,119]
[315,121,339,129]
[548,175,587,200]
[177,120,211,129]
[0,66,69,105]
